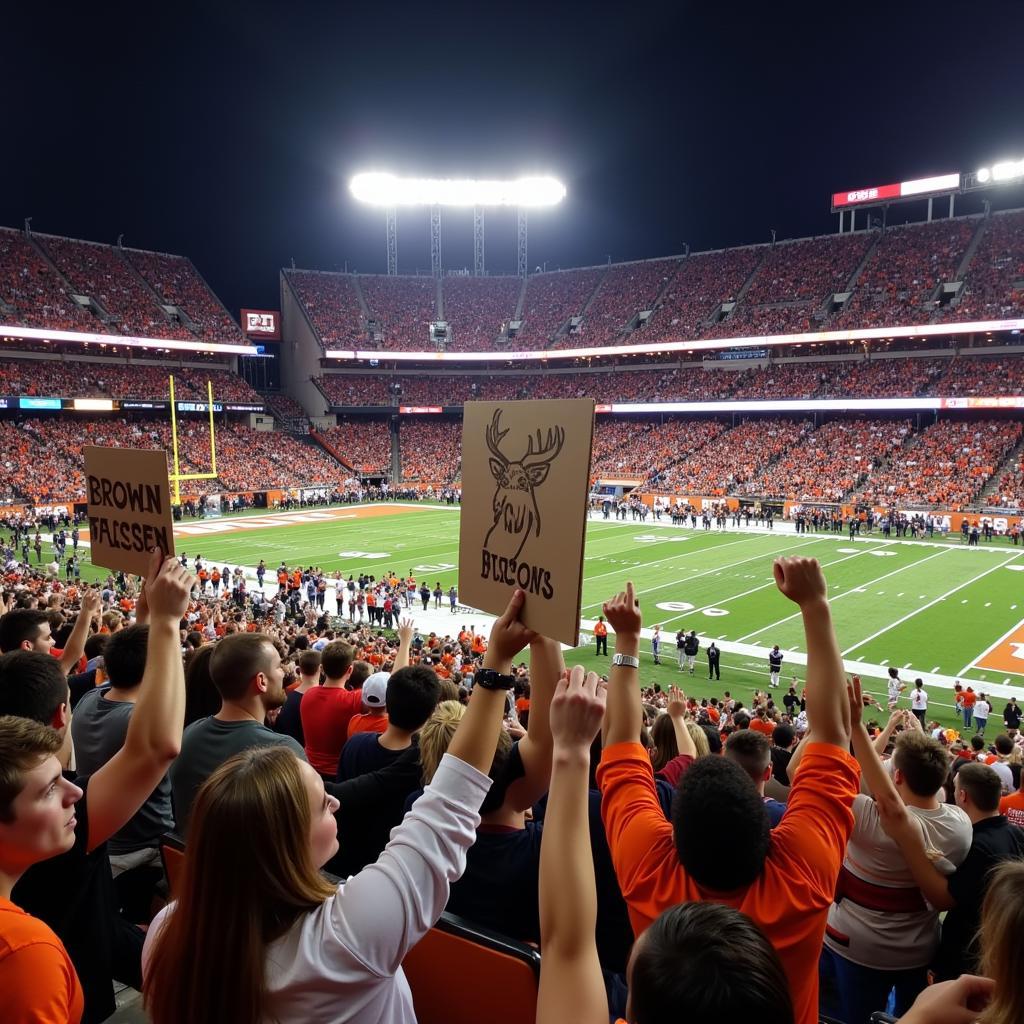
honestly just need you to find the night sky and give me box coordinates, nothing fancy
[6,1,1024,316]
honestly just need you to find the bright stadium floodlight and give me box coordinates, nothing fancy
[975,159,1024,185]
[349,173,566,208]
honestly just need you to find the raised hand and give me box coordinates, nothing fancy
[666,685,688,719]
[773,557,827,607]
[549,666,607,753]
[397,618,414,644]
[899,975,994,1024]
[486,589,539,666]
[80,587,102,623]
[143,550,195,622]
[847,675,863,726]
[602,580,642,638]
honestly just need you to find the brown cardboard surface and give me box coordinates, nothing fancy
[458,399,595,646]
[84,446,176,576]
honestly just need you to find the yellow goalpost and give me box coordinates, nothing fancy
[167,375,218,506]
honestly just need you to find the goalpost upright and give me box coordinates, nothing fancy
[167,375,219,507]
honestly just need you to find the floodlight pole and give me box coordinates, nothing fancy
[386,208,398,276]
[430,205,442,277]
[517,207,528,278]
[473,206,485,276]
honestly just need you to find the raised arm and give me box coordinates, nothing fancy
[447,589,537,774]
[848,678,901,805]
[875,797,955,911]
[391,618,414,672]
[58,587,101,675]
[774,557,849,749]
[666,686,697,758]
[505,635,563,812]
[86,551,193,852]
[872,709,904,755]
[603,581,643,748]
[537,668,609,1024]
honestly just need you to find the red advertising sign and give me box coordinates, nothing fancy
[831,182,901,208]
[241,309,281,340]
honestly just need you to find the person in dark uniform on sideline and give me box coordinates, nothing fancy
[707,640,721,680]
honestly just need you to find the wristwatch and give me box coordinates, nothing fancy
[474,668,517,691]
[611,653,640,669]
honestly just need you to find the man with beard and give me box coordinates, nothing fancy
[169,633,302,834]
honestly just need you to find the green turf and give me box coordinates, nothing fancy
[66,504,1024,721]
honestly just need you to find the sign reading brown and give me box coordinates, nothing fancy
[85,446,175,577]
[458,399,595,646]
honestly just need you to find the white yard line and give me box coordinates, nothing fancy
[842,552,1023,657]
[655,541,898,630]
[736,547,953,642]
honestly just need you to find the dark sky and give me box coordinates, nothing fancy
[6,0,1024,316]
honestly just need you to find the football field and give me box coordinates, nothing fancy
[76,503,1024,723]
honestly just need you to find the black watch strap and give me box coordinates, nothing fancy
[474,668,516,691]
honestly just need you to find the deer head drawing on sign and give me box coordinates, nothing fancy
[483,409,565,562]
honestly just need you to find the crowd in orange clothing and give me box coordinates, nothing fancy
[744,234,873,306]
[752,419,913,502]
[284,269,366,347]
[854,419,1024,509]
[990,458,1024,509]
[942,210,1024,322]
[842,220,976,329]
[442,275,521,351]
[0,227,96,332]
[648,419,813,496]
[359,275,437,352]
[37,235,195,340]
[398,420,461,482]
[572,260,676,348]
[590,418,727,480]
[519,268,604,348]
[318,420,391,474]
[125,249,245,343]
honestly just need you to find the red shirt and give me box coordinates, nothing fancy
[299,686,364,776]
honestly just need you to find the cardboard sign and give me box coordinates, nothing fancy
[84,447,175,577]
[459,399,595,646]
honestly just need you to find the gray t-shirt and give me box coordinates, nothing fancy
[170,717,306,835]
[71,687,174,855]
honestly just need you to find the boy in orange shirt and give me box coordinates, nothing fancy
[597,561,859,1024]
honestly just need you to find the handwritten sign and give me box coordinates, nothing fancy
[84,447,175,576]
[458,400,595,646]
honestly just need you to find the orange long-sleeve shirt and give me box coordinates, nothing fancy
[597,741,859,1024]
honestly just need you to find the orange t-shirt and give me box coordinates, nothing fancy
[347,711,389,738]
[594,622,608,637]
[962,691,977,709]
[0,898,84,1023]
[597,741,858,1024]
[749,718,775,737]
[299,686,364,776]
[1000,790,1024,828]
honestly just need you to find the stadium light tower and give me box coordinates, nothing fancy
[350,173,566,277]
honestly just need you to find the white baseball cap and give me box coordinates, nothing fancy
[362,672,389,708]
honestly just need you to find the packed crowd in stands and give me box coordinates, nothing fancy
[990,457,1024,509]
[943,209,1024,322]
[752,419,914,502]
[573,259,675,348]
[0,227,96,332]
[315,353,1024,409]
[124,249,245,344]
[648,419,813,496]
[842,220,976,329]
[358,275,437,352]
[316,419,391,474]
[1,542,1022,1024]
[37,235,195,341]
[855,419,1024,509]
[262,392,308,422]
[284,270,367,348]
[744,234,873,306]
[590,418,727,480]
[0,360,261,402]
[441,275,522,351]
[398,420,461,482]
[518,268,605,348]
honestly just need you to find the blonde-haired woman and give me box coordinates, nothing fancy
[143,592,537,1024]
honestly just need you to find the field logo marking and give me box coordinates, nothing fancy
[963,619,1024,676]
[656,601,694,612]
[337,551,389,559]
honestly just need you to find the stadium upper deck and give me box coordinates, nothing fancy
[0,227,246,346]
[284,208,1024,356]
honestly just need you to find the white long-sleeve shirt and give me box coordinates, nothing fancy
[143,753,491,1023]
